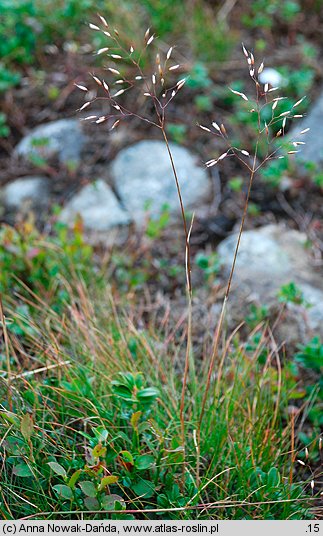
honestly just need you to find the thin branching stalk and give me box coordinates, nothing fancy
[196,150,258,485]
[179,214,195,469]
[78,27,309,494]
[161,128,192,292]
[162,122,195,475]
[200,169,255,409]
[81,20,197,475]
[195,43,308,485]
[289,411,296,487]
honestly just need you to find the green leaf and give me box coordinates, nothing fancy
[21,414,33,442]
[132,479,155,498]
[92,443,107,459]
[13,463,33,477]
[98,475,119,491]
[48,462,67,479]
[84,497,100,510]
[111,384,133,399]
[136,387,159,401]
[68,469,82,489]
[120,450,134,465]
[79,481,97,497]
[102,494,125,510]
[53,484,73,500]
[3,436,26,455]
[135,455,155,471]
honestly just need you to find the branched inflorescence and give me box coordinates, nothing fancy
[75,15,187,132]
[199,43,310,173]
[75,14,192,297]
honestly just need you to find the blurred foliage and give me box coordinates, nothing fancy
[195,251,220,283]
[1,0,319,75]
[242,0,301,29]
[295,337,323,427]
[0,113,10,137]
[228,176,243,192]
[0,217,95,310]
[278,281,308,306]
[0,0,320,143]
[166,123,188,144]
[260,157,323,189]
[246,303,270,329]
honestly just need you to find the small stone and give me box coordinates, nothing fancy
[59,180,132,232]
[111,140,211,226]
[1,176,50,210]
[14,119,86,166]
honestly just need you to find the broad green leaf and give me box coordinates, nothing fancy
[93,426,109,443]
[136,388,159,401]
[102,494,125,510]
[84,497,100,510]
[119,450,134,465]
[98,475,119,491]
[68,469,82,489]
[132,479,155,498]
[13,463,33,477]
[53,484,73,500]
[3,436,26,455]
[267,467,280,488]
[92,443,107,459]
[135,454,155,471]
[134,373,144,389]
[0,411,19,426]
[48,462,67,479]
[79,481,97,497]
[111,384,133,399]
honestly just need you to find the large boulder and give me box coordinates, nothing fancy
[59,180,131,233]
[111,140,211,226]
[1,176,50,211]
[14,119,86,166]
[288,87,323,166]
[217,224,318,290]
[216,224,323,340]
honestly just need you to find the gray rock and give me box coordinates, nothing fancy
[112,140,211,226]
[216,224,323,340]
[59,180,132,232]
[289,87,323,166]
[217,224,313,289]
[276,283,323,344]
[299,283,323,333]
[14,119,86,165]
[1,176,50,210]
